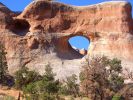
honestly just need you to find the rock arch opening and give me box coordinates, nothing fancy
[68,36,90,55]
[11,19,30,36]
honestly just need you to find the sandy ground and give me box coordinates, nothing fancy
[0,86,22,100]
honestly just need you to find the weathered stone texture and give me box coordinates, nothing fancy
[0,1,133,79]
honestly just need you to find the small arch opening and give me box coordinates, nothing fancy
[11,19,30,36]
[68,36,90,55]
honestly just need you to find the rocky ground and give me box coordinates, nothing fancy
[0,86,21,100]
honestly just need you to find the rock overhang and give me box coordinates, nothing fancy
[0,1,133,78]
[18,0,133,34]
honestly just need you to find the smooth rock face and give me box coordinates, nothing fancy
[0,1,133,79]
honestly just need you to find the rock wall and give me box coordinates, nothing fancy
[0,1,133,79]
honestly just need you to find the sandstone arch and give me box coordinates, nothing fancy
[53,34,90,59]
[0,1,133,79]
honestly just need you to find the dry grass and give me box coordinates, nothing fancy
[60,95,90,100]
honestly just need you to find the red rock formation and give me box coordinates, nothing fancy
[79,48,87,55]
[0,1,133,79]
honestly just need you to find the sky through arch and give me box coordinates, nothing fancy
[69,36,90,50]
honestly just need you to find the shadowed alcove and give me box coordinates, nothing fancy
[11,19,30,36]
[53,35,90,60]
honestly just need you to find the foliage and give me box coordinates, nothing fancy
[112,95,121,100]
[14,67,42,89]
[107,58,124,92]
[79,56,124,99]
[13,56,130,99]
[41,63,60,94]
[60,74,79,97]
[59,84,69,95]
[22,63,60,100]
[0,42,8,85]
[40,93,56,100]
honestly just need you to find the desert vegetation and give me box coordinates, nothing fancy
[0,43,14,87]
[0,43,133,100]
[79,57,124,99]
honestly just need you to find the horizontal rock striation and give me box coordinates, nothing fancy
[0,1,133,79]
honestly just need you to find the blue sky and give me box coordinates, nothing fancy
[0,0,133,50]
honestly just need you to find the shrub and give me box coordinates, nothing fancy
[112,95,121,100]
[41,93,55,100]
[14,67,42,89]
[79,56,124,99]
[22,63,60,99]
[41,63,60,94]
[60,74,79,97]
[0,43,8,85]
[59,84,69,95]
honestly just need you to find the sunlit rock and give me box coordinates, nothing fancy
[0,1,133,79]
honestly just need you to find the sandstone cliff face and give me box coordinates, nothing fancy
[0,1,133,79]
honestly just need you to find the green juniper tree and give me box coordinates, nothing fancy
[22,63,60,100]
[41,63,60,95]
[14,67,42,89]
[0,42,8,84]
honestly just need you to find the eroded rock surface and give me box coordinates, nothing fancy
[0,1,133,79]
